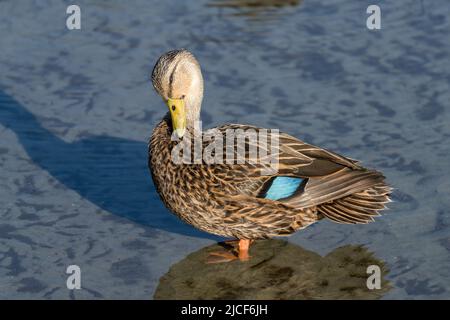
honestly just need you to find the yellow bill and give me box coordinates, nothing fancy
[167,98,186,138]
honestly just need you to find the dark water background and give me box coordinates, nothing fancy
[0,0,449,299]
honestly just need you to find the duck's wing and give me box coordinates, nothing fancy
[203,124,389,226]
[204,123,362,188]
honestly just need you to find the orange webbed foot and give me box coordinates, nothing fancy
[205,239,252,264]
[206,251,238,264]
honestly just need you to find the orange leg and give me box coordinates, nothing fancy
[206,239,253,264]
[238,239,251,261]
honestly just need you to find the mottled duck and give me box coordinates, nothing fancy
[148,49,391,263]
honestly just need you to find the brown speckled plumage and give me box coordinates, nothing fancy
[148,49,392,240]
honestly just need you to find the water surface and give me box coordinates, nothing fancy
[0,0,449,299]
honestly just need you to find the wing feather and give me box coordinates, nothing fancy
[201,123,390,226]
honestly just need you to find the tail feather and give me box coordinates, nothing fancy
[286,168,386,208]
[320,204,373,224]
[345,196,387,210]
[283,167,392,225]
[334,199,381,217]
[319,184,392,224]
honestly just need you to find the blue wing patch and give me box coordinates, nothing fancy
[264,176,305,201]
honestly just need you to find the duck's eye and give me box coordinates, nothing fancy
[172,105,176,111]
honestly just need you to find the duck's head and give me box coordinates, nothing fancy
[151,49,204,138]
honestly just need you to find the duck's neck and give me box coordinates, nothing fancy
[183,61,204,126]
[185,93,203,127]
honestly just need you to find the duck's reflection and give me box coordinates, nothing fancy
[209,0,301,8]
[208,0,303,20]
[154,240,390,299]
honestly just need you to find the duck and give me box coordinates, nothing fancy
[148,49,392,263]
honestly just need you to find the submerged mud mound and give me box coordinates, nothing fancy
[154,240,390,299]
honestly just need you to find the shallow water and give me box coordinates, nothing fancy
[0,0,449,299]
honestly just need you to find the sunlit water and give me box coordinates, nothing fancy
[0,0,449,299]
